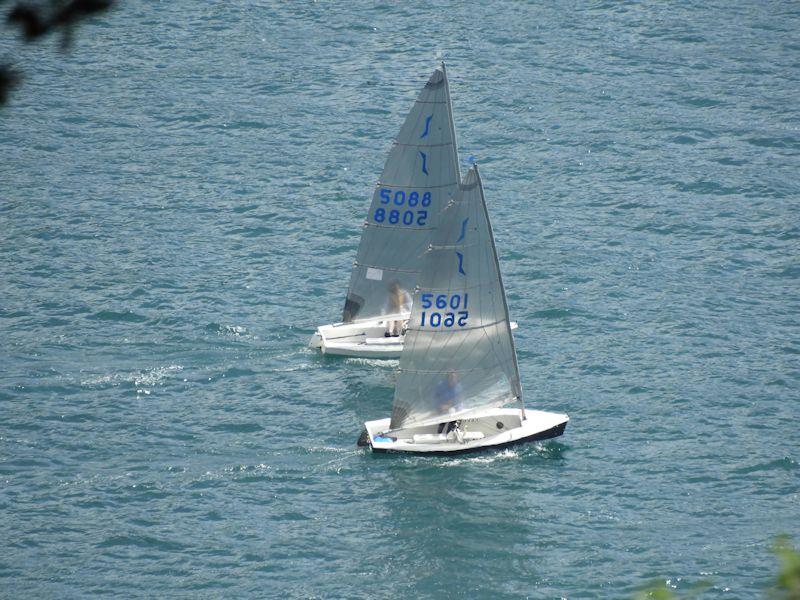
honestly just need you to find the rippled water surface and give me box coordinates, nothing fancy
[2,1,799,597]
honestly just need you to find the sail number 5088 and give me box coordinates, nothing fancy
[373,188,431,226]
[420,293,469,328]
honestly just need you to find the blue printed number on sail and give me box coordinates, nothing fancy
[373,188,432,226]
[420,293,469,328]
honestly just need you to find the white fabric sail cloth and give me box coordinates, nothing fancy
[389,165,523,431]
[341,64,461,324]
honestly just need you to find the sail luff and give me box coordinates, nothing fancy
[440,62,462,187]
[473,164,526,417]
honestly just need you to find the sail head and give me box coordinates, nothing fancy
[389,165,523,430]
[342,64,461,323]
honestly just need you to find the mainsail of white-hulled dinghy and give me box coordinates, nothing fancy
[341,63,461,324]
[389,164,524,431]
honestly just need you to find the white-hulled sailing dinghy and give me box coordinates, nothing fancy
[309,63,462,359]
[359,165,568,454]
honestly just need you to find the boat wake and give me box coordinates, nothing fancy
[436,448,520,466]
[80,364,184,390]
[343,357,399,368]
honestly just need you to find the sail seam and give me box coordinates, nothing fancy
[376,181,458,189]
[363,223,436,232]
[416,282,498,292]
[354,262,419,274]
[428,241,480,250]
[407,317,510,334]
[392,141,454,149]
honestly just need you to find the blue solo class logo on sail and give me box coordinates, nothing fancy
[373,188,431,226]
[420,115,432,138]
[419,293,469,328]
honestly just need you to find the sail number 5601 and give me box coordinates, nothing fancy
[420,293,469,328]
[372,188,431,226]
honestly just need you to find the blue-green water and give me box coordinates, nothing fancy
[2,2,799,597]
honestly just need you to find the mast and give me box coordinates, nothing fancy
[441,61,461,185]
[473,164,526,419]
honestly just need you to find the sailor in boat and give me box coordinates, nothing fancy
[382,281,412,337]
[434,370,463,434]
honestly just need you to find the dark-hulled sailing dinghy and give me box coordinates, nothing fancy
[360,165,568,454]
[310,64,497,359]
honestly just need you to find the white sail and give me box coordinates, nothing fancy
[389,165,523,431]
[342,64,461,323]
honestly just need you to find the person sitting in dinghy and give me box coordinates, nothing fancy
[435,370,463,433]
[383,281,412,337]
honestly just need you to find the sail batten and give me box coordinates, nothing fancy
[393,141,456,149]
[353,261,421,273]
[341,65,461,324]
[375,181,459,190]
[385,397,513,433]
[389,164,522,431]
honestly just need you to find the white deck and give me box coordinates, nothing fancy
[363,408,567,454]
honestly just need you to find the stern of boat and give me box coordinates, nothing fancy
[308,329,323,349]
[310,315,409,358]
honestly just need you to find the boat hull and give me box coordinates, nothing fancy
[311,317,517,360]
[309,314,408,359]
[361,408,567,455]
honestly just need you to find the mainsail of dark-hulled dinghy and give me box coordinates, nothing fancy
[389,165,524,430]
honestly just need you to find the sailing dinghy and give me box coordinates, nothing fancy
[309,63,462,359]
[359,165,568,454]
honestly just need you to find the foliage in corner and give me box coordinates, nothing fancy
[633,584,678,600]
[769,536,800,600]
[633,536,800,599]
[633,579,710,600]
[1,0,114,105]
